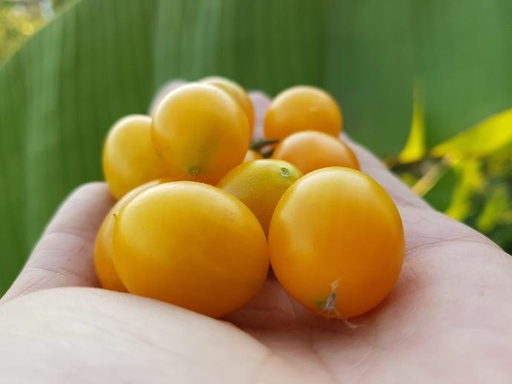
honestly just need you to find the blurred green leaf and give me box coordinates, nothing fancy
[0,0,159,292]
[422,165,457,213]
[0,3,44,63]
[325,0,414,156]
[415,0,512,147]
[0,0,415,293]
[489,224,512,254]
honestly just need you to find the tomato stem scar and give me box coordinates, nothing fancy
[317,279,339,312]
[321,291,336,311]
[317,280,361,328]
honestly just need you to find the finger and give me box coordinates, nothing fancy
[1,183,114,304]
[249,90,271,141]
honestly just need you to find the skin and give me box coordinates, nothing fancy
[1,84,512,383]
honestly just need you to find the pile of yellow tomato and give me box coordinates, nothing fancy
[94,77,404,319]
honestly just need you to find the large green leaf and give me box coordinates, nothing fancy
[415,0,512,147]
[0,1,158,292]
[326,0,414,156]
[0,0,415,294]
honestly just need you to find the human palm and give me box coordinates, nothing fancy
[1,92,511,383]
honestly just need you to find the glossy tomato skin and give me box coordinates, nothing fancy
[243,149,263,162]
[102,115,169,200]
[264,86,342,141]
[112,181,269,318]
[218,159,302,236]
[151,84,250,184]
[200,76,255,136]
[95,212,128,292]
[269,167,404,319]
[94,179,173,292]
[271,131,359,174]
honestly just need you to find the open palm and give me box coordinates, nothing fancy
[1,91,511,383]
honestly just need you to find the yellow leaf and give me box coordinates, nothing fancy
[432,109,512,158]
[445,159,484,221]
[398,97,426,163]
[477,186,510,233]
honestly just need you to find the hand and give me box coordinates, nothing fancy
[1,88,511,383]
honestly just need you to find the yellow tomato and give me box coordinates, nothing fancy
[94,179,171,292]
[264,85,342,140]
[271,131,359,174]
[200,76,255,136]
[218,159,302,236]
[102,115,169,200]
[269,167,404,319]
[243,149,263,162]
[112,181,269,318]
[151,83,250,184]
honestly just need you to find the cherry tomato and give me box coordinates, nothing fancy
[112,181,269,318]
[218,159,302,236]
[151,83,250,184]
[243,149,263,162]
[271,131,359,174]
[102,115,169,200]
[264,86,342,140]
[269,167,404,319]
[200,76,255,136]
[94,179,173,292]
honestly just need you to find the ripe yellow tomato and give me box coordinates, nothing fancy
[271,131,359,174]
[218,159,302,236]
[151,83,250,184]
[200,76,255,136]
[112,181,269,318]
[269,167,404,319]
[102,115,169,200]
[264,86,342,140]
[94,179,171,292]
[243,149,263,162]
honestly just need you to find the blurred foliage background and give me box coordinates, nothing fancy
[0,0,511,295]
[0,0,69,61]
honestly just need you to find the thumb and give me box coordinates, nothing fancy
[1,183,113,304]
